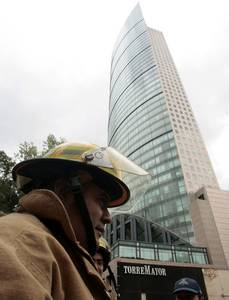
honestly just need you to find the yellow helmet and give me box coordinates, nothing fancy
[12,142,149,207]
[99,237,111,252]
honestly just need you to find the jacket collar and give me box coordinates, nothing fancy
[18,189,77,243]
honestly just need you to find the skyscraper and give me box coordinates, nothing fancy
[108,4,218,243]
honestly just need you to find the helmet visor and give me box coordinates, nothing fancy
[82,146,151,211]
[82,146,149,177]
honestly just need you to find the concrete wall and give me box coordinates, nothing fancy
[203,269,229,299]
[191,187,229,298]
[190,187,228,268]
[206,188,229,267]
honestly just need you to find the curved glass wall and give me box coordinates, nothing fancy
[108,5,194,242]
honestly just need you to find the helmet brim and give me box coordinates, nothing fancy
[12,158,130,208]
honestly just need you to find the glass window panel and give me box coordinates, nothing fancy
[140,248,155,260]
[158,249,173,261]
[116,228,120,240]
[120,246,136,258]
[192,252,207,264]
[113,245,119,258]
[125,222,131,240]
[136,220,145,241]
[175,250,190,263]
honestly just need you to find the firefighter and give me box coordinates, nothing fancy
[0,142,148,299]
[94,237,118,299]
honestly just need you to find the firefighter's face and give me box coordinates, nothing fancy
[94,252,104,276]
[54,177,111,253]
[82,181,112,244]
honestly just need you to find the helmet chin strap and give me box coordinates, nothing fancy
[70,176,97,256]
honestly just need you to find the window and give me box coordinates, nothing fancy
[116,228,121,240]
[158,249,173,261]
[136,220,145,241]
[125,222,132,240]
[175,250,190,263]
[141,248,156,260]
[192,252,207,264]
[120,246,136,258]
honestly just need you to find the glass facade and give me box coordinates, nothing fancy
[108,5,191,241]
[108,5,219,243]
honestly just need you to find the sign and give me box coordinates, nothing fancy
[117,262,208,300]
[123,264,167,276]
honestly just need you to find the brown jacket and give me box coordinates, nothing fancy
[0,189,111,300]
[103,277,118,300]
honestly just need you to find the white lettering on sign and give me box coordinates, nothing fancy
[123,265,167,276]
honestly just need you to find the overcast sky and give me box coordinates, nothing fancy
[0,0,228,190]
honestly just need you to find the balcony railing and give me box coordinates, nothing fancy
[112,240,209,265]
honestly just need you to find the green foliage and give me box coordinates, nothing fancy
[0,151,18,213]
[0,178,18,213]
[16,141,38,161]
[0,151,15,180]
[42,134,65,156]
[0,134,65,213]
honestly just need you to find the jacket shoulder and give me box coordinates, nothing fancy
[0,213,62,292]
[0,212,48,240]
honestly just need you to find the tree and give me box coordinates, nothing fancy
[0,151,18,213]
[16,141,38,161]
[0,151,15,180]
[42,134,65,155]
[0,134,66,213]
